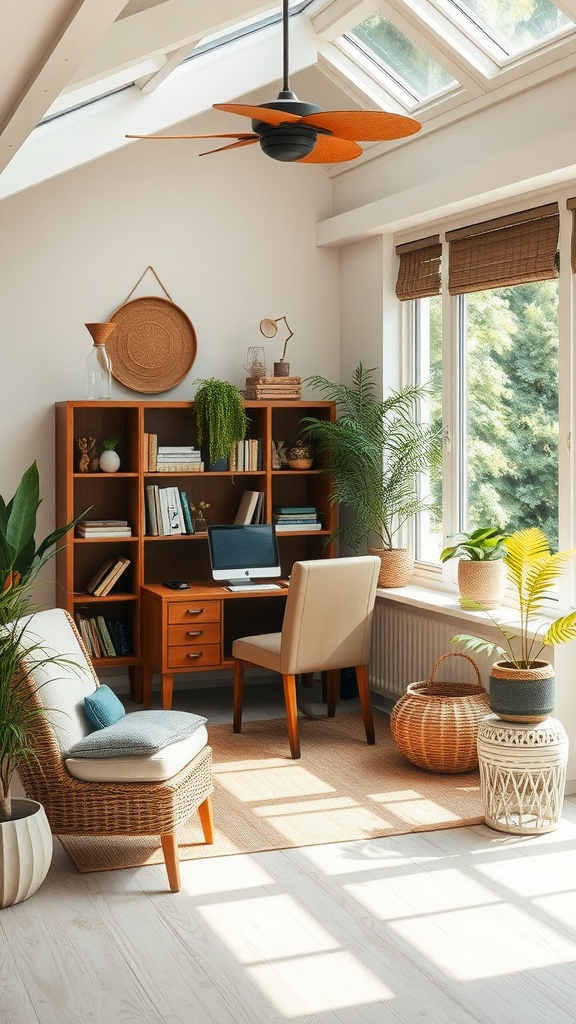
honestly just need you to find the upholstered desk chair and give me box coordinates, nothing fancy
[14,608,214,893]
[232,555,380,758]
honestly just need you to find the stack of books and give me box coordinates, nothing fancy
[85,556,131,596]
[76,519,132,538]
[272,505,322,531]
[145,485,195,535]
[144,435,204,472]
[75,612,131,658]
[243,376,302,400]
[234,490,265,524]
[228,438,262,471]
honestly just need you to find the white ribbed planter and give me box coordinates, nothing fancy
[0,799,53,907]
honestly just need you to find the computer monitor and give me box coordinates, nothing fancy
[207,523,281,586]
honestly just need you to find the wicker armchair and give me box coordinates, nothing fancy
[15,608,214,893]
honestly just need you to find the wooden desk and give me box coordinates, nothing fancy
[140,581,288,709]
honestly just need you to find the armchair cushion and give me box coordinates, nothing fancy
[65,725,209,782]
[67,710,207,758]
[84,685,126,730]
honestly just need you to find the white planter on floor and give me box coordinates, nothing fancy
[0,798,53,907]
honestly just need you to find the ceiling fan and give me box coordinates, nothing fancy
[126,1,421,164]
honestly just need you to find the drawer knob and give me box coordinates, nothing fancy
[187,651,203,660]
[186,608,204,616]
[187,630,203,637]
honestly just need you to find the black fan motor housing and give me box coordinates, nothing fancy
[257,123,317,161]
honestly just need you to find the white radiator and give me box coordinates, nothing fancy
[369,598,490,705]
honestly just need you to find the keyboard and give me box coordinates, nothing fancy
[226,583,282,592]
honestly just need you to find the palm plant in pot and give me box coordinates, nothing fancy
[440,526,509,609]
[452,527,576,723]
[193,377,250,469]
[301,364,442,587]
[0,462,81,905]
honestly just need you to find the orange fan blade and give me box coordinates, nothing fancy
[199,138,259,156]
[301,110,421,142]
[125,133,256,141]
[296,134,362,164]
[213,103,301,126]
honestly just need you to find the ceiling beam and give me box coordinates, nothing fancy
[0,0,131,175]
[0,18,318,200]
[67,0,280,89]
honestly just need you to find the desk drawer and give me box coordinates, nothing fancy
[168,600,220,625]
[167,644,221,670]
[168,622,221,647]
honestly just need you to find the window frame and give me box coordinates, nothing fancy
[399,193,575,611]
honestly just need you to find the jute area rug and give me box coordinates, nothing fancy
[58,713,483,874]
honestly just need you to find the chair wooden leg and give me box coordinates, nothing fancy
[355,664,375,744]
[282,674,301,759]
[161,833,181,893]
[197,795,214,844]
[301,672,314,689]
[326,669,339,718]
[233,659,245,733]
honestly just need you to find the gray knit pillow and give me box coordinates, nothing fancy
[67,710,207,758]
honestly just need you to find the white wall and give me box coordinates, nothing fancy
[0,138,339,608]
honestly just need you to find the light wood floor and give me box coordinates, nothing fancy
[3,681,576,1024]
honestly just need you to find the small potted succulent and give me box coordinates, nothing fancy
[99,437,120,473]
[440,527,509,609]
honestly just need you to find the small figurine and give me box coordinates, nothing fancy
[272,440,288,470]
[77,437,98,473]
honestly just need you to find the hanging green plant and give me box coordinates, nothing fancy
[193,378,250,465]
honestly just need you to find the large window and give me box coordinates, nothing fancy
[461,282,559,548]
[401,205,561,569]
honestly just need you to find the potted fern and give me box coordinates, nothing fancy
[301,364,442,586]
[193,378,250,469]
[0,462,81,905]
[452,527,576,723]
[440,527,509,609]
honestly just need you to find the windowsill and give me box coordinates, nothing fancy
[375,582,557,637]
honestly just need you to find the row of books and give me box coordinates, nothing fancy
[272,505,322,532]
[75,613,131,659]
[85,556,131,596]
[145,485,195,535]
[144,435,204,472]
[228,438,262,472]
[234,490,265,525]
[76,519,132,539]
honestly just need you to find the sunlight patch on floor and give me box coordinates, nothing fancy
[199,893,340,961]
[216,764,335,800]
[389,902,576,979]
[246,951,395,1016]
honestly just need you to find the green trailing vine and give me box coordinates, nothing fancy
[193,378,250,464]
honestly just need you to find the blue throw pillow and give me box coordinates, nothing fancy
[84,685,126,730]
[68,710,207,758]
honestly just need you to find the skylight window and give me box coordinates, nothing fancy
[445,0,574,59]
[343,13,456,103]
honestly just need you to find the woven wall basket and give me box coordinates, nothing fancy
[390,653,490,773]
[108,296,197,393]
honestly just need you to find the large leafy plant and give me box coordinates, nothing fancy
[453,527,576,668]
[301,364,442,551]
[0,462,81,820]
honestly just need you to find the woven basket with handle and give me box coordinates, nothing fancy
[390,653,490,773]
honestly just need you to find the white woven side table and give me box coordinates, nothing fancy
[477,715,569,835]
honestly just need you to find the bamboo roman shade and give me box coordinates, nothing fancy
[395,235,441,300]
[567,198,576,273]
[446,204,559,295]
